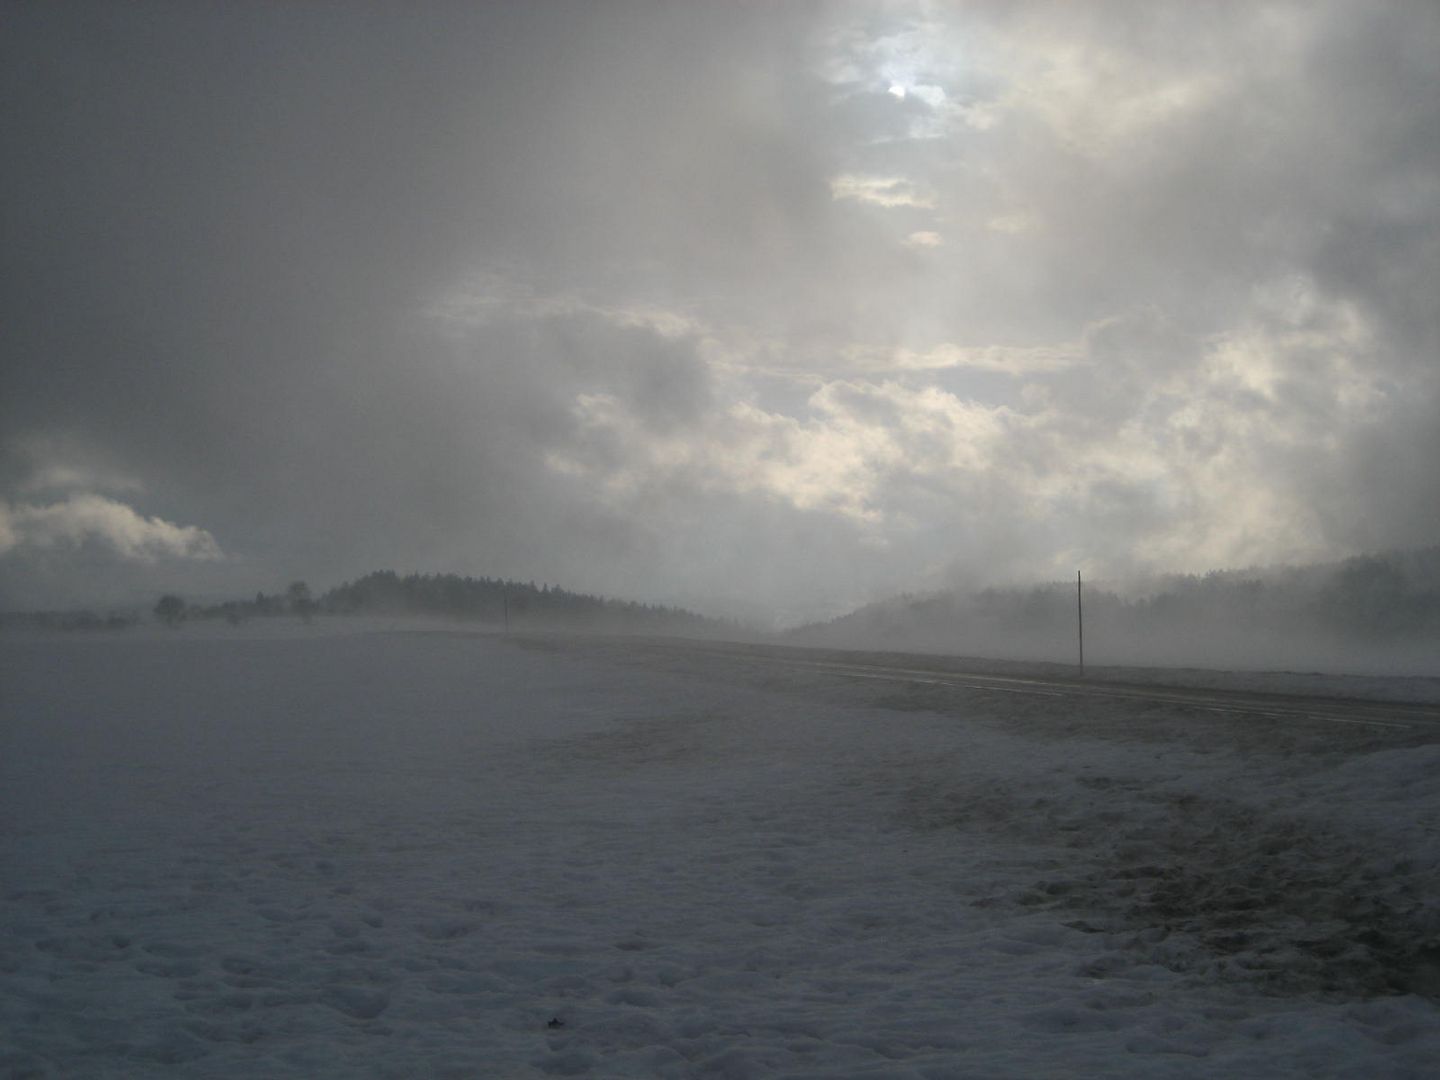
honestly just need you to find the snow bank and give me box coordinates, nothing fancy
[2,629,1437,1077]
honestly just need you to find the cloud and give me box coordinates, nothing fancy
[0,495,222,562]
[424,274,706,342]
[829,174,936,209]
[1,1,1435,620]
[997,24,1229,159]
[550,367,1020,530]
[22,464,143,494]
[843,342,1080,375]
[534,271,1407,588]
[985,213,1039,235]
[2,431,145,496]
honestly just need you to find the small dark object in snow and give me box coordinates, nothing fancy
[547,1017,565,1029]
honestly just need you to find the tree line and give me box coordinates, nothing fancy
[792,547,1440,661]
[323,570,725,634]
[151,570,728,636]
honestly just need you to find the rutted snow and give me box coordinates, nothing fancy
[2,625,1438,1077]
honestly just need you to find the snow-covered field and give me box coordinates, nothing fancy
[3,623,1439,1078]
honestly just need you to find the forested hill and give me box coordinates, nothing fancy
[321,571,730,636]
[789,547,1440,674]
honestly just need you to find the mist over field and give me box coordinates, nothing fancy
[792,548,1440,676]
[13,546,1440,681]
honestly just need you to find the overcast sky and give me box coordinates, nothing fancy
[3,1,1437,622]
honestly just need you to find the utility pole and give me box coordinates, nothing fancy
[503,586,510,634]
[1077,570,1085,676]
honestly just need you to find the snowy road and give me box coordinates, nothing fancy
[513,631,1440,734]
[3,624,1439,1077]
[716,653,1440,731]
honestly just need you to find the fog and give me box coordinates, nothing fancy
[790,548,1440,678]
[3,2,1438,631]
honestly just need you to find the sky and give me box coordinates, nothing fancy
[2,0,1437,624]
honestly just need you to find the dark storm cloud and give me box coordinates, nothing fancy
[0,1,666,603]
[2,1,1436,617]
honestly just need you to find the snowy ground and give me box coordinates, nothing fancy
[2,623,1439,1078]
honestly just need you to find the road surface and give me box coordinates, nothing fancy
[508,631,1440,734]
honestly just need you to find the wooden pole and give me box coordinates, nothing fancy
[1077,570,1085,676]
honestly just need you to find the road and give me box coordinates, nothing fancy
[516,632,1440,733]
[761,654,1440,731]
